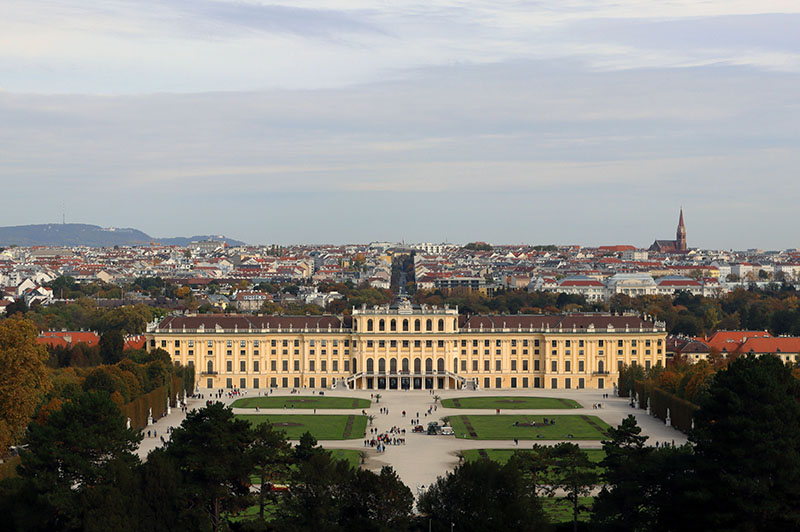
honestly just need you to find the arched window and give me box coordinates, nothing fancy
[437,358,445,371]
[414,358,421,373]
[425,358,433,372]
[366,358,374,372]
[453,319,458,330]
[414,319,421,332]
[598,360,604,373]
[367,319,373,332]
[426,319,433,331]
[438,319,445,332]
[453,358,458,373]
[207,360,214,373]
[353,320,358,331]
[390,359,397,374]
[390,319,396,332]
[352,358,357,373]
[402,358,409,373]
[379,358,386,373]
[379,319,385,332]
[402,319,409,332]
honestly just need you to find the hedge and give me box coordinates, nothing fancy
[633,380,700,434]
[120,375,187,430]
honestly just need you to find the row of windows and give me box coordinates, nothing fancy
[361,318,454,332]
[160,337,663,349]
[209,375,604,391]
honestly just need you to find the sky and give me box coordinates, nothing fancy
[1,1,799,249]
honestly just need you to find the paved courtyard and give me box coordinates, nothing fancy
[136,387,688,493]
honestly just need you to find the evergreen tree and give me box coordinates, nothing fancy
[690,355,800,530]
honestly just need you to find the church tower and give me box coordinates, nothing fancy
[676,208,687,251]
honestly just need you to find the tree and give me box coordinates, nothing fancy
[0,317,51,455]
[548,442,599,532]
[100,329,125,364]
[16,391,141,530]
[165,403,254,532]
[417,459,548,532]
[340,466,414,532]
[592,415,694,532]
[250,422,291,521]
[690,355,800,531]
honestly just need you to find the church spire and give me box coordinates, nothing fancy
[676,207,687,251]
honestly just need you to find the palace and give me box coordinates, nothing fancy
[147,301,666,392]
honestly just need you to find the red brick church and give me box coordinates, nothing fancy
[649,209,688,253]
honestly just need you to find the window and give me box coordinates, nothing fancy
[379,319,385,331]
[293,360,300,371]
[240,361,245,372]
[472,360,478,371]
[271,339,277,347]
[551,340,557,347]
[565,378,571,389]
[645,360,651,370]
[271,360,276,371]
[254,340,259,347]
[484,360,490,371]
[253,378,259,389]
[226,361,232,372]
[551,350,557,356]
[618,340,624,347]
[415,340,421,348]
[367,340,374,348]
[578,360,584,372]
[426,340,433,348]
[344,360,350,371]
[403,340,409,348]
[565,340,571,347]
[226,340,232,348]
[240,350,245,356]
[484,340,490,347]
[551,360,558,372]
[378,340,385,348]
[565,361,571,372]
[309,360,315,371]
[282,360,288,371]
[240,340,246,347]
[174,340,180,347]
[367,319,373,331]
[461,360,466,371]
[551,378,558,389]
[496,349,501,355]
[534,339,540,347]
[321,360,327,371]
[495,360,502,371]
[632,340,637,347]
[188,340,194,347]
[390,340,396,348]
[161,340,167,348]
[511,340,517,347]
[534,377,541,388]
[598,340,604,347]
[226,350,232,356]
[578,378,584,389]
[579,340,584,347]
[511,360,517,371]
[495,378,502,388]
[438,340,444,348]
[332,360,338,371]
[534,360,540,371]
[523,360,528,371]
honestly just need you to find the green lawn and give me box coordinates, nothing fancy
[541,497,594,524]
[237,414,367,440]
[449,415,609,440]
[232,396,370,409]
[461,448,605,465]
[441,396,581,409]
[329,448,362,468]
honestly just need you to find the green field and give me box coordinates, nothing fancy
[449,415,610,440]
[441,396,581,409]
[237,414,367,440]
[461,448,605,465]
[232,396,371,409]
[541,497,594,524]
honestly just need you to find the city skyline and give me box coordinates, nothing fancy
[2,1,799,248]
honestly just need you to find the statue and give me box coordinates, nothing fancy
[665,407,672,427]
[126,417,131,430]
[147,407,154,426]
[646,397,651,415]
[166,397,171,415]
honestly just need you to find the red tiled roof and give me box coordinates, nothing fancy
[740,337,800,354]
[702,330,772,352]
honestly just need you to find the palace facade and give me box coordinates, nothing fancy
[147,302,666,392]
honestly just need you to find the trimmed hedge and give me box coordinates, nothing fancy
[634,380,700,434]
[0,455,21,481]
[120,375,187,430]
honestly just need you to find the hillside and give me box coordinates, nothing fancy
[0,224,245,247]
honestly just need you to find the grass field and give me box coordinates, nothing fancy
[237,414,367,440]
[461,448,605,465]
[441,396,581,409]
[449,414,610,440]
[541,497,594,524]
[232,396,371,409]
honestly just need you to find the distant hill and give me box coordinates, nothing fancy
[0,224,245,247]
